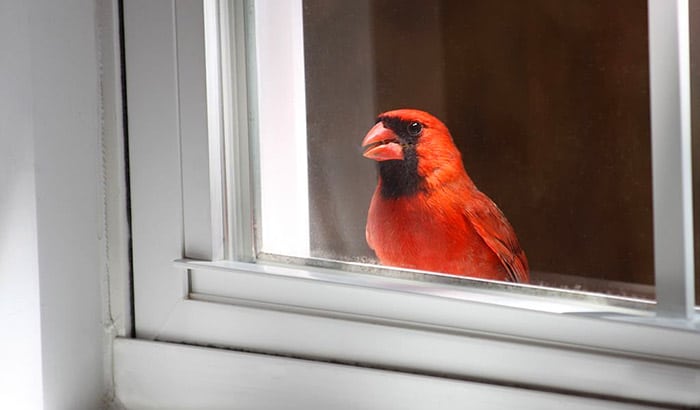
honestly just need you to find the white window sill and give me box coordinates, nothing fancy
[136,258,700,407]
[114,338,676,410]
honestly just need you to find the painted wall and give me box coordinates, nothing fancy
[0,1,107,408]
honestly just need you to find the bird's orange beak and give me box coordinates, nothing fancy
[361,122,404,161]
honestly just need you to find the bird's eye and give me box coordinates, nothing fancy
[407,122,423,136]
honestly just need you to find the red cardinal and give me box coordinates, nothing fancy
[362,109,529,283]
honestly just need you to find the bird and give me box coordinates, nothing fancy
[361,108,529,283]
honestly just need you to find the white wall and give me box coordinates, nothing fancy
[0,3,43,406]
[0,1,107,408]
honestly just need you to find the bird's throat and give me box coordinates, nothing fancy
[377,152,423,198]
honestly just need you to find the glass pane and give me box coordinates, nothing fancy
[256,0,662,300]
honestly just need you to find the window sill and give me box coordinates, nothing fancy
[115,338,676,409]
[148,258,700,407]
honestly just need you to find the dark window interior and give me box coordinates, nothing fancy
[302,0,700,302]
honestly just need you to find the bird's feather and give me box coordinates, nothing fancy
[464,191,529,283]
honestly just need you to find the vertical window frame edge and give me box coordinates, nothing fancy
[648,0,696,319]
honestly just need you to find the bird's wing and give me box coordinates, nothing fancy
[464,191,530,283]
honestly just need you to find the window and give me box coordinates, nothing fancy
[247,0,700,309]
[122,0,700,407]
[263,0,661,301]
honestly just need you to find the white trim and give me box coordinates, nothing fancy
[98,0,133,404]
[114,339,667,410]
[175,0,226,261]
[100,0,132,340]
[149,298,699,407]
[161,259,700,407]
[648,0,695,318]
[179,260,700,359]
[202,0,227,261]
[221,0,256,260]
[124,0,188,338]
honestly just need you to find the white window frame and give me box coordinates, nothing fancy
[119,0,700,407]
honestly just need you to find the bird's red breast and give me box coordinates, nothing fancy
[362,109,529,283]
